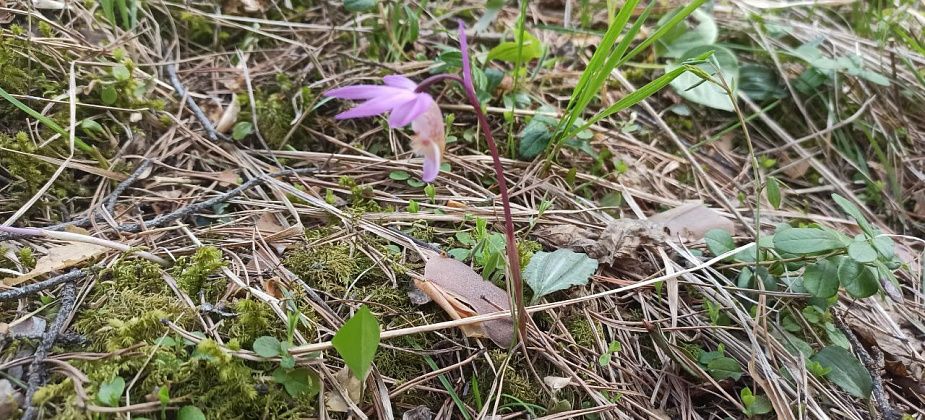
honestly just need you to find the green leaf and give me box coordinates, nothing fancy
[518,116,553,159]
[524,249,598,304]
[739,64,785,101]
[872,235,894,259]
[656,9,717,58]
[332,305,381,381]
[272,367,320,397]
[101,84,118,105]
[231,121,253,141]
[112,64,131,81]
[253,336,282,358]
[280,354,296,369]
[837,257,879,298]
[803,258,839,298]
[766,177,781,209]
[97,376,125,407]
[343,0,376,12]
[847,240,877,263]
[487,30,544,64]
[831,193,874,237]
[812,346,873,399]
[706,357,742,381]
[158,386,169,406]
[704,228,734,256]
[80,119,105,134]
[667,45,739,111]
[177,406,206,420]
[389,170,411,181]
[773,228,845,254]
[447,248,470,261]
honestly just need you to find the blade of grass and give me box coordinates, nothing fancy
[421,352,472,420]
[0,86,95,155]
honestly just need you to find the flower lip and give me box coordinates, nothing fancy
[323,76,435,129]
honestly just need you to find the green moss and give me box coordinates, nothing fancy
[566,315,600,349]
[17,247,35,270]
[74,258,194,352]
[223,298,284,348]
[256,93,295,148]
[284,233,358,290]
[171,246,225,299]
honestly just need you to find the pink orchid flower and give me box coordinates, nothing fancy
[324,75,445,182]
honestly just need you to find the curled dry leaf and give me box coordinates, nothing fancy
[214,99,240,134]
[534,220,663,265]
[3,242,108,286]
[417,254,514,347]
[648,201,734,242]
[543,375,571,392]
[326,366,364,412]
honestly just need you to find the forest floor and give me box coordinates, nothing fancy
[0,0,924,419]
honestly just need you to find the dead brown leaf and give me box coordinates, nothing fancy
[417,255,514,347]
[534,220,664,265]
[649,201,734,241]
[3,242,108,286]
[326,366,364,412]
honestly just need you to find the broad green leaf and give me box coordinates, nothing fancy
[837,257,878,298]
[739,64,785,101]
[812,346,872,399]
[667,45,739,111]
[177,406,206,420]
[773,228,845,254]
[332,305,381,381]
[272,367,320,397]
[704,228,734,257]
[343,0,376,12]
[524,249,598,304]
[97,376,125,407]
[656,9,717,58]
[101,84,118,105]
[847,240,877,263]
[766,177,781,209]
[832,193,873,237]
[872,235,894,259]
[518,113,554,159]
[253,336,282,358]
[447,248,470,261]
[487,31,544,64]
[231,121,253,141]
[389,170,411,181]
[803,258,839,298]
[706,356,742,381]
[112,64,131,81]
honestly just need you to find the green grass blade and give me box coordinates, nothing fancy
[563,65,688,139]
[618,0,707,67]
[100,0,116,26]
[421,353,472,420]
[0,85,94,154]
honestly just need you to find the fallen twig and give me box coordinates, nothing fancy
[22,281,77,420]
[165,63,227,142]
[0,269,87,302]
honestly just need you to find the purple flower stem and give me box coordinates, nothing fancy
[414,74,464,93]
[455,21,528,343]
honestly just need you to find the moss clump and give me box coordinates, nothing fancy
[566,315,600,349]
[256,93,295,148]
[284,234,358,290]
[0,132,83,200]
[74,258,194,352]
[223,298,284,348]
[171,246,225,299]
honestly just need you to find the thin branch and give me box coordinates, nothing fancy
[165,63,227,142]
[22,282,78,420]
[0,269,87,302]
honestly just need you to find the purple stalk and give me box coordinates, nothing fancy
[456,20,528,342]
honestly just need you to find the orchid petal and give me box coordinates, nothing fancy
[421,141,441,182]
[388,94,435,128]
[334,93,416,120]
[383,75,418,90]
[324,85,407,100]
